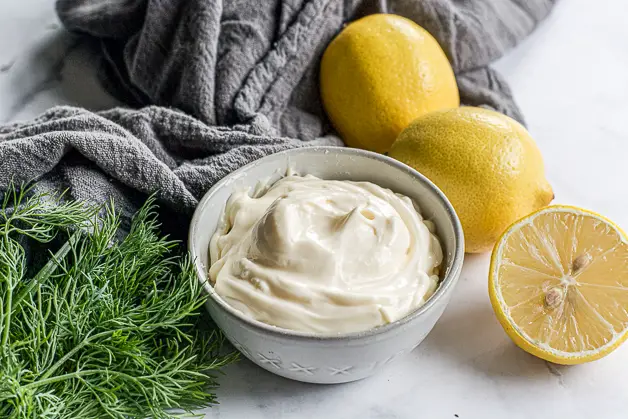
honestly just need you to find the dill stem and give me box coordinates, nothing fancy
[1,277,11,347]
[2,228,80,347]
[12,231,82,315]
[1,234,13,347]
[23,370,104,390]
[16,369,143,394]
[38,323,171,381]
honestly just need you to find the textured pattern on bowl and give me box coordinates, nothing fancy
[189,147,464,383]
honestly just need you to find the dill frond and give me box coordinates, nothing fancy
[0,186,236,419]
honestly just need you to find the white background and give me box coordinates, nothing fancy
[1,1,627,418]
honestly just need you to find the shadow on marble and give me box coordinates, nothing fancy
[59,37,122,110]
[1,28,121,123]
[1,29,71,122]
[214,357,340,408]
[418,294,572,384]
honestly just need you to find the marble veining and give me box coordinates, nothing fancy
[0,1,119,124]
[2,0,628,418]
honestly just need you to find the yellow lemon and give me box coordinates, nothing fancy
[389,107,553,253]
[320,14,459,153]
[489,206,628,364]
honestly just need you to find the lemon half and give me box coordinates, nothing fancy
[489,205,628,364]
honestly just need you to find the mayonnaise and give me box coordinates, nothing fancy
[208,174,443,334]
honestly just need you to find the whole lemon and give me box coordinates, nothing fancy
[389,107,554,253]
[320,14,459,153]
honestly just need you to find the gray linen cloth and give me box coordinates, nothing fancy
[0,0,557,233]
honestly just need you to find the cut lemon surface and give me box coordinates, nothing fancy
[489,205,628,364]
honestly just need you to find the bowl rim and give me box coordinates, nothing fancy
[189,146,464,342]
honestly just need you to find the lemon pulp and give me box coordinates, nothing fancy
[489,206,628,364]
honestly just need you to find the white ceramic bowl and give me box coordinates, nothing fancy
[189,147,464,384]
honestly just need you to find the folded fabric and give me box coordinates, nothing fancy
[1,0,557,232]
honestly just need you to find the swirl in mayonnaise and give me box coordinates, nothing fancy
[209,174,442,334]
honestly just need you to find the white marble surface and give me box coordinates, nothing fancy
[2,0,628,418]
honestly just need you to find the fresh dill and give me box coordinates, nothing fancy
[0,185,236,418]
